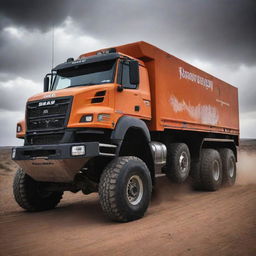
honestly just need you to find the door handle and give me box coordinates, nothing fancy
[134,105,140,112]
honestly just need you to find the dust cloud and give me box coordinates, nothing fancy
[237,151,256,185]
[152,176,192,206]
[152,149,256,206]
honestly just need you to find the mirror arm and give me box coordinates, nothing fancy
[44,72,56,92]
[117,85,124,92]
[43,74,51,92]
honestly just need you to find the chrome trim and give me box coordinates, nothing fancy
[203,138,234,142]
[149,141,167,165]
[99,143,117,157]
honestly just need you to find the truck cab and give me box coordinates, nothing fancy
[17,51,151,143]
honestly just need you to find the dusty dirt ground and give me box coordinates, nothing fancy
[0,141,256,256]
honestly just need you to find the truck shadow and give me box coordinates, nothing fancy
[14,176,222,226]
[27,176,200,224]
[151,175,198,205]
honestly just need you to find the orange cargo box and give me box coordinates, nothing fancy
[114,42,239,135]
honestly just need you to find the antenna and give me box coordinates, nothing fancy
[51,26,55,69]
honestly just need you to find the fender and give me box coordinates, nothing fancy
[111,116,155,184]
[201,138,237,161]
[111,116,151,145]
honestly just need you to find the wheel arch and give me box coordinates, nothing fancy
[201,139,237,161]
[111,116,155,184]
[111,116,150,143]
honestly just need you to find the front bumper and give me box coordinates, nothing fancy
[12,142,116,182]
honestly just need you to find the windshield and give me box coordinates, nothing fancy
[51,59,116,91]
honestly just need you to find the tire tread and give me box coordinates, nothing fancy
[166,143,191,183]
[13,169,63,211]
[200,149,222,191]
[99,156,150,222]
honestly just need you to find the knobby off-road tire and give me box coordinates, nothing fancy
[199,149,223,191]
[13,169,63,211]
[166,143,191,183]
[219,148,236,186]
[99,156,152,222]
[190,160,202,190]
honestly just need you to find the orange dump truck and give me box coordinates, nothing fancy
[12,41,239,222]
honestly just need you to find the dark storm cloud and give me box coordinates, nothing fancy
[0,27,53,81]
[0,0,71,79]
[69,0,256,66]
[0,0,70,31]
[0,0,255,66]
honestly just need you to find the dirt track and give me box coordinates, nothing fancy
[0,148,256,256]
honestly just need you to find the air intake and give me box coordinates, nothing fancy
[91,91,106,104]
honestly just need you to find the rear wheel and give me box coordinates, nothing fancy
[99,156,152,222]
[200,149,223,191]
[219,148,236,186]
[166,143,191,183]
[13,169,63,211]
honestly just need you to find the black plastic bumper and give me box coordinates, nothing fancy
[12,142,102,161]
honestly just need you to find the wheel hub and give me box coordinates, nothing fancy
[126,175,143,205]
[179,152,188,175]
[228,159,235,178]
[213,160,220,181]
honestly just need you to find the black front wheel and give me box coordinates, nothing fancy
[13,169,63,211]
[99,156,152,222]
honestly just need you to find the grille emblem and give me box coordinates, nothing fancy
[38,100,55,107]
[43,109,48,114]
[45,119,50,128]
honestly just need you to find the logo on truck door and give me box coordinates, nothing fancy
[178,67,213,91]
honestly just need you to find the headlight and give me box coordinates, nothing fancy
[98,113,110,122]
[17,124,22,133]
[71,145,85,156]
[80,114,93,122]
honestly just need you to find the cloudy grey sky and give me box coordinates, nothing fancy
[0,0,255,145]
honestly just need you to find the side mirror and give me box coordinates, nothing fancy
[67,57,74,62]
[129,60,140,85]
[44,76,49,92]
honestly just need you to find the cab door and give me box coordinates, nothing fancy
[115,60,151,119]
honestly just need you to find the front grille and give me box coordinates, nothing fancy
[26,133,64,145]
[26,97,72,132]
[28,103,68,117]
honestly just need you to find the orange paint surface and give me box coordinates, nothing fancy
[17,41,239,138]
[82,41,239,135]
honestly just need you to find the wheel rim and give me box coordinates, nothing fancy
[213,160,220,181]
[228,158,235,178]
[126,175,143,205]
[179,152,189,176]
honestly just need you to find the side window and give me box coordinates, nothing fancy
[119,61,137,89]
